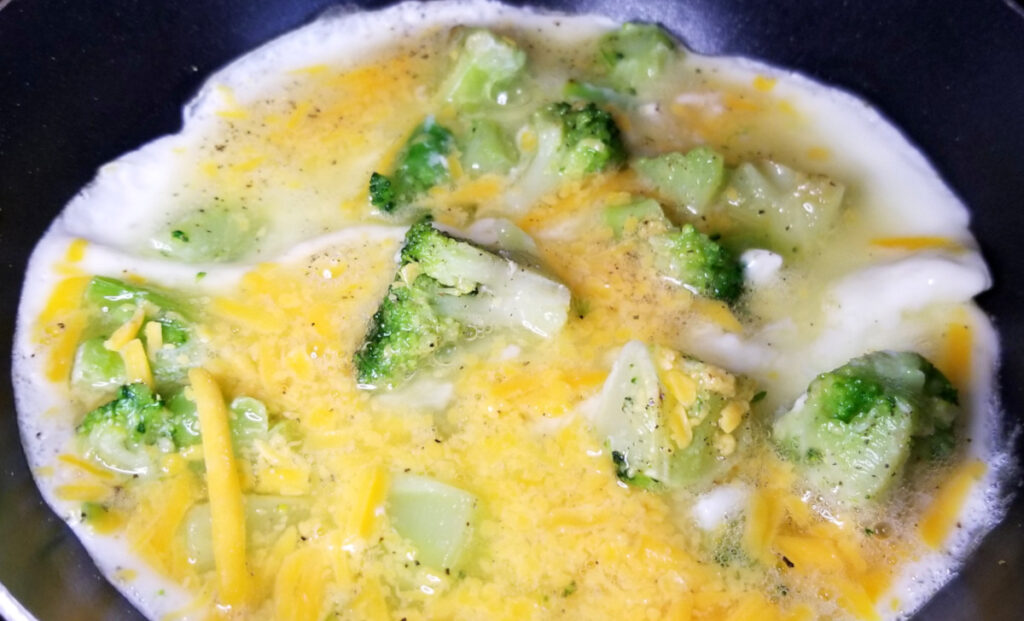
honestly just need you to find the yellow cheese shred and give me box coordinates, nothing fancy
[345,465,389,542]
[919,459,987,548]
[104,306,146,351]
[120,339,153,388]
[190,368,249,608]
[143,321,163,358]
[273,546,330,621]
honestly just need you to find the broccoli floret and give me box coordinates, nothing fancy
[772,351,960,504]
[369,118,455,213]
[597,23,678,94]
[650,224,743,304]
[441,29,527,107]
[633,146,726,216]
[355,277,462,389]
[369,172,396,212]
[551,101,626,176]
[355,218,570,389]
[506,101,626,212]
[78,383,198,474]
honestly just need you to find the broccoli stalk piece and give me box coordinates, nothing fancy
[460,119,518,177]
[772,351,960,504]
[718,159,845,256]
[506,101,626,212]
[440,29,527,108]
[77,383,199,474]
[370,118,455,213]
[633,146,727,217]
[650,224,743,304]
[591,341,756,491]
[355,218,570,390]
[603,198,670,238]
[597,23,678,94]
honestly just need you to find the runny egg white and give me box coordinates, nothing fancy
[13,2,1012,620]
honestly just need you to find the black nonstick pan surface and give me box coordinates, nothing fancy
[1,1,1022,619]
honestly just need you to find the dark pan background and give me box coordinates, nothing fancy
[1,1,1022,619]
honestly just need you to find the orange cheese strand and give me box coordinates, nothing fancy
[919,460,987,548]
[870,236,961,252]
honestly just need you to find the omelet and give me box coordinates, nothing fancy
[13,2,1011,620]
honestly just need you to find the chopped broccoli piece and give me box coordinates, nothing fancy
[772,351,960,504]
[441,29,527,107]
[387,473,478,569]
[594,341,670,484]
[370,118,455,213]
[603,198,670,238]
[79,276,200,389]
[71,338,127,392]
[551,101,626,176]
[229,396,270,447]
[163,387,203,448]
[597,23,678,94]
[718,160,845,256]
[592,342,755,490]
[77,383,198,474]
[634,146,726,216]
[182,495,311,571]
[460,119,518,176]
[150,205,261,263]
[506,101,626,212]
[650,224,743,303]
[369,172,396,212]
[85,276,190,318]
[355,278,462,390]
[563,79,633,108]
[355,218,570,389]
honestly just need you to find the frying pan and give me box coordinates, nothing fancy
[1,1,1022,619]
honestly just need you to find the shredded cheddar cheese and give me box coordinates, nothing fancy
[190,368,249,607]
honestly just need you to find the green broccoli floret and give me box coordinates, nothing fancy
[633,146,726,216]
[551,101,626,176]
[355,218,570,389]
[772,351,960,504]
[650,224,743,304]
[506,101,626,212]
[355,277,462,389]
[597,23,678,94]
[440,29,527,107]
[77,383,198,474]
[370,118,455,213]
